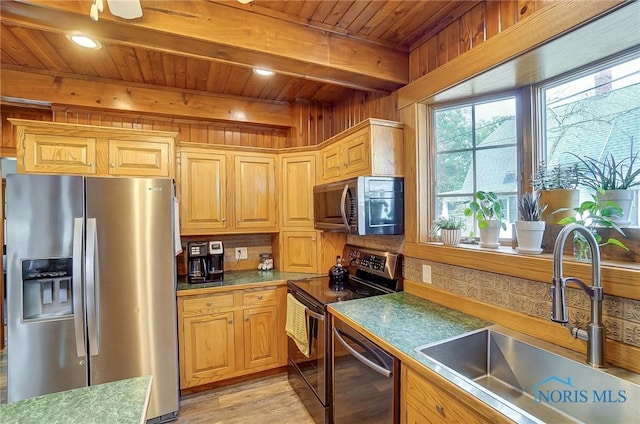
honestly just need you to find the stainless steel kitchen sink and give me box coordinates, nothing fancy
[416,326,640,423]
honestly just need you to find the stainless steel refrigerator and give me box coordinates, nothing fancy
[7,174,179,423]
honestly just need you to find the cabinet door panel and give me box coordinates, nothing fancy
[243,306,279,370]
[182,311,235,387]
[180,152,228,231]
[281,154,316,228]
[342,132,370,177]
[320,144,341,181]
[234,155,277,230]
[24,134,97,175]
[281,231,318,273]
[108,139,169,177]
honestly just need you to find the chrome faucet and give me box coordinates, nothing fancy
[551,223,606,367]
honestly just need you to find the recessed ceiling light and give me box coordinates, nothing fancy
[67,35,102,49]
[237,0,254,4]
[254,68,275,76]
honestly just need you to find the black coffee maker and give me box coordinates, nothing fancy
[187,241,209,284]
[207,241,224,282]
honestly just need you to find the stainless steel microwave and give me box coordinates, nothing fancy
[313,176,404,235]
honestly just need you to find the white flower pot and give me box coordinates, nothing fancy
[479,220,501,248]
[515,220,546,254]
[598,189,635,228]
[440,229,462,245]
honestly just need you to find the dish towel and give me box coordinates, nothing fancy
[285,293,310,357]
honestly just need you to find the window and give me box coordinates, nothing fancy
[538,55,640,226]
[433,96,519,239]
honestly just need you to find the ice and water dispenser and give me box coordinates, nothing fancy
[21,258,73,321]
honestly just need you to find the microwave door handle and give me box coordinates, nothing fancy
[72,218,86,358]
[340,184,351,233]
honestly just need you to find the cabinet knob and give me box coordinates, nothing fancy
[436,405,445,416]
[110,163,115,168]
[245,317,249,321]
[257,295,263,300]
[206,301,212,306]
[222,218,226,222]
[228,320,233,324]
[88,162,93,167]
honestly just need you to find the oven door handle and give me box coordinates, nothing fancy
[306,309,325,321]
[333,327,392,378]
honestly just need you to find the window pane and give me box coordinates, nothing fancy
[434,106,473,151]
[435,151,473,194]
[542,56,640,226]
[433,95,519,241]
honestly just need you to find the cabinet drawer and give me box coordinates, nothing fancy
[405,367,490,424]
[242,288,277,306]
[182,292,234,315]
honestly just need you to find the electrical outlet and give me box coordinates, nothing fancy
[235,247,248,260]
[422,265,432,284]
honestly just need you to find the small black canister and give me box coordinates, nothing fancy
[328,255,349,291]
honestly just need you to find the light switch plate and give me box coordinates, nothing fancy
[422,265,432,284]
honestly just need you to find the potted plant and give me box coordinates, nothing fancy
[557,189,629,260]
[515,191,548,254]
[431,216,465,245]
[464,191,506,248]
[531,161,580,224]
[571,148,639,228]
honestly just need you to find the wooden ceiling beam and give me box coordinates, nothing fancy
[2,0,408,93]
[0,67,293,127]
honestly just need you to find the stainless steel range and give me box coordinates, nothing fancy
[287,245,402,424]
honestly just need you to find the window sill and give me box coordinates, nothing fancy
[404,241,640,301]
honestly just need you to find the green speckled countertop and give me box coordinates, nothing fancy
[0,376,151,424]
[177,270,322,292]
[328,292,491,361]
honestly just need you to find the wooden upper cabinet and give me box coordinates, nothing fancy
[177,145,278,234]
[234,153,277,231]
[280,152,316,228]
[107,139,170,177]
[22,133,97,175]
[11,119,176,178]
[179,149,229,233]
[318,118,403,183]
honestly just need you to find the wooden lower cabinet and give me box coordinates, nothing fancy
[178,286,285,389]
[402,365,512,424]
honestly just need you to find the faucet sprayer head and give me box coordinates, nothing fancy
[550,276,568,323]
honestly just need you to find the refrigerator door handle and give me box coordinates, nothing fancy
[72,218,86,358]
[86,218,100,357]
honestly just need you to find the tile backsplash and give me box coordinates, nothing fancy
[404,257,640,348]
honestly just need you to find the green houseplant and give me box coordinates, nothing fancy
[571,148,640,228]
[531,161,580,224]
[515,191,548,254]
[464,191,506,248]
[431,216,465,245]
[557,189,629,260]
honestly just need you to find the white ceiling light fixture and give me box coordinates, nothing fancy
[67,34,102,49]
[254,68,275,76]
[90,0,143,21]
[237,0,254,4]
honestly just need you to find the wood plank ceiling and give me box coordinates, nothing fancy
[0,0,475,105]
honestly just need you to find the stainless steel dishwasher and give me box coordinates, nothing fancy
[331,316,400,424]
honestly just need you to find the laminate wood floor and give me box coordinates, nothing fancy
[1,345,313,423]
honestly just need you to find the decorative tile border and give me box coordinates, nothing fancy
[404,257,640,348]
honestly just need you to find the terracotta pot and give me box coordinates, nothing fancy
[538,189,579,225]
[598,189,634,228]
[515,220,545,254]
[479,220,501,248]
[440,229,462,245]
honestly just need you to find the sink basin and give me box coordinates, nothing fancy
[417,326,640,423]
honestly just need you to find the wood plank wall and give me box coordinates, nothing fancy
[409,0,548,82]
